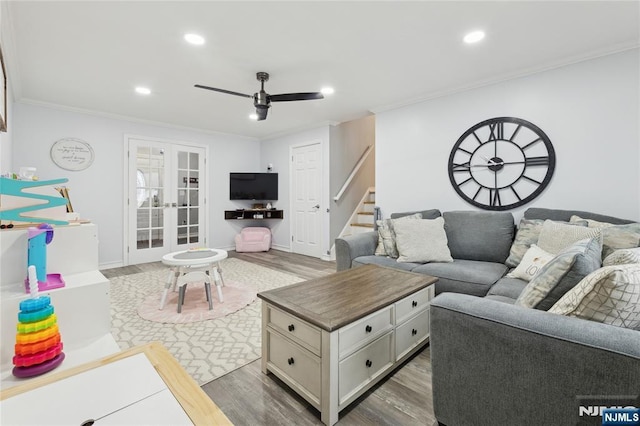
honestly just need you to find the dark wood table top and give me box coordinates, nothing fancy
[257,264,437,332]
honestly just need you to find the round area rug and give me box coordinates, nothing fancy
[137,280,257,324]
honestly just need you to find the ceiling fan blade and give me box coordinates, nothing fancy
[269,92,324,102]
[194,84,252,98]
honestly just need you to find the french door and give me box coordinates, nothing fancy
[126,137,207,265]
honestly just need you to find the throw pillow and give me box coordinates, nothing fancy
[375,213,423,258]
[571,215,640,260]
[506,244,554,282]
[603,247,640,266]
[505,218,545,268]
[394,217,453,263]
[549,264,640,330]
[375,220,391,256]
[515,237,602,310]
[536,219,601,255]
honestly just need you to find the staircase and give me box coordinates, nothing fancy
[346,188,376,236]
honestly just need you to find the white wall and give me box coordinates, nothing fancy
[0,1,12,173]
[260,126,331,254]
[12,103,260,267]
[376,49,640,222]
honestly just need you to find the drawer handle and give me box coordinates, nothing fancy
[365,325,372,333]
[412,328,418,336]
[365,359,372,368]
[288,324,295,332]
[287,357,295,365]
[412,300,418,308]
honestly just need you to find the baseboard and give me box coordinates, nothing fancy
[99,261,124,270]
[271,245,291,252]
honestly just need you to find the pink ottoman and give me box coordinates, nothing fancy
[235,227,271,252]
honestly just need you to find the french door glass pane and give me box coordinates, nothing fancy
[136,145,165,251]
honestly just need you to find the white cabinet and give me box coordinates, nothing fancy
[262,282,435,425]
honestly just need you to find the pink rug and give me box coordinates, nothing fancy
[137,280,257,324]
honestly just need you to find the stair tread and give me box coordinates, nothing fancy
[363,201,375,204]
[358,212,374,215]
[351,223,374,228]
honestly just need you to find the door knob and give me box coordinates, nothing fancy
[312,204,320,209]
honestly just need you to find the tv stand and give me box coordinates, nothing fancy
[224,209,284,220]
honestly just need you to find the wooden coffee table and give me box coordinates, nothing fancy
[258,264,437,425]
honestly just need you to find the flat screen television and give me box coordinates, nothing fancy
[230,173,278,200]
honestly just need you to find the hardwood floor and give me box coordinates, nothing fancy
[101,250,437,425]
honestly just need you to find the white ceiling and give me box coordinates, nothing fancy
[5,1,639,140]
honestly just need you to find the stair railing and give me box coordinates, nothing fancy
[333,145,373,202]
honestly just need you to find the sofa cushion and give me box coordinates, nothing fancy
[515,237,602,311]
[483,294,518,305]
[390,209,441,220]
[524,207,635,225]
[442,211,514,263]
[506,244,554,282]
[394,217,453,263]
[352,255,418,272]
[505,218,544,268]
[412,259,508,296]
[536,220,601,255]
[549,264,640,330]
[488,277,529,300]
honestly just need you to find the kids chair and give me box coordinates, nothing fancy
[235,227,271,252]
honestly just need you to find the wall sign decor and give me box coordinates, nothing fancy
[448,117,555,211]
[50,138,95,171]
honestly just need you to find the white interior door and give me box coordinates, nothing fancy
[127,138,206,265]
[291,142,323,258]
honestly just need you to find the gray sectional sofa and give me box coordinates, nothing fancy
[334,207,640,426]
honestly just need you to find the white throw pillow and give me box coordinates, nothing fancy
[506,244,554,282]
[603,247,640,266]
[394,217,453,263]
[537,220,602,255]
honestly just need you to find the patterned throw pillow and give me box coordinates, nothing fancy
[571,215,640,260]
[549,264,640,330]
[515,237,602,310]
[374,213,422,258]
[506,244,554,282]
[536,220,601,255]
[505,218,545,268]
[394,217,453,263]
[603,248,640,266]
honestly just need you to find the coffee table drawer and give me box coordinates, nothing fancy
[267,306,321,355]
[339,306,393,358]
[395,286,434,324]
[395,308,429,360]
[266,330,321,403]
[338,331,394,404]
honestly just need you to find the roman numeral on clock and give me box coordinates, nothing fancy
[489,188,501,207]
[488,122,503,141]
[525,156,550,166]
[452,161,471,172]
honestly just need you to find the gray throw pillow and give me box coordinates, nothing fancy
[515,237,603,311]
[394,217,453,263]
[549,264,640,330]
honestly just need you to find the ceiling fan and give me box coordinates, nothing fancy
[195,72,324,121]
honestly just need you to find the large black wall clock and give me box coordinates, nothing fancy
[448,117,555,211]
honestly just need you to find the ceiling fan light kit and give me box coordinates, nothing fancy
[195,72,324,121]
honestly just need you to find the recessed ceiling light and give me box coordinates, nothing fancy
[184,33,205,45]
[463,30,485,44]
[321,87,335,95]
[135,87,151,95]
[249,113,258,121]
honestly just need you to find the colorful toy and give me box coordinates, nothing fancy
[0,176,69,226]
[23,223,65,293]
[12,265,65,378]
